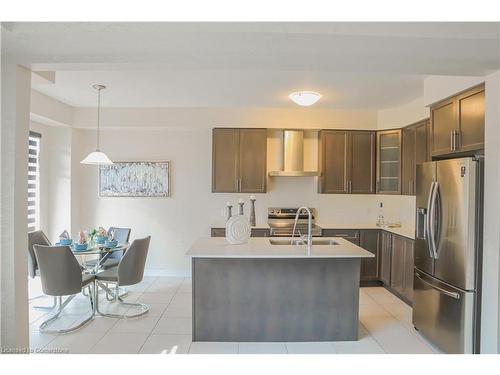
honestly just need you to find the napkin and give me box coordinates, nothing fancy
[78,230,87,245]
[59,230,70,241]
[108,229,116,241]
[97,227,107,237]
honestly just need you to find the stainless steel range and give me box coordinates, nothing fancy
[267,207,323,237]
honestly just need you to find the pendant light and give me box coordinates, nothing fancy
[80,84,113,165]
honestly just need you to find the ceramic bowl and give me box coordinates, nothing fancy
[59,238,73,246]
[73,243,88,251]
[104,240,118,248]
[95,235,108,244]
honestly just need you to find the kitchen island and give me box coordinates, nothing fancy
[186,237,373,342]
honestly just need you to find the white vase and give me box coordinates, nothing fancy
[225,215,251,245]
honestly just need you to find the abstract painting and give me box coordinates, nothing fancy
[99,161,170,197]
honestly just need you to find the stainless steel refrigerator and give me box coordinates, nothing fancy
[413,157,483,354]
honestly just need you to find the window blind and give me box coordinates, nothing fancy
[28,131,41,232]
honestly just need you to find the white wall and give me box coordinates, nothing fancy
[423,75,485,106]
[481,70,500,353]
[74,126,414,276]
[377,96,429,129]
[0,64,31,349]
[73,106,378,130]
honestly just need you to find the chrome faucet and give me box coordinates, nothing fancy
[291,206,312,255]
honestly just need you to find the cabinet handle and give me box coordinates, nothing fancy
[450,131,455,151]
[454,130,460,151]
[238,178,241,192]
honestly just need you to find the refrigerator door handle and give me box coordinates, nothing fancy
[425,182,436,259]
[415,272,461,300]
[429,181,439,259]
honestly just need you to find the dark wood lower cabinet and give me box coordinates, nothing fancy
[322,228,414,305]
[359,230,380,282]
[379,231,392,286]
[390,234,414,304]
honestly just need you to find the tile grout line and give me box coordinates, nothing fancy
[138,285,178,353]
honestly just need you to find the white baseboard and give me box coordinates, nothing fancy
[144,269,191,278]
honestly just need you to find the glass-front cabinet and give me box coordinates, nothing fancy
[376,129,402,194]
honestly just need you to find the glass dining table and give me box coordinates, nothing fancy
[72,243,129,274]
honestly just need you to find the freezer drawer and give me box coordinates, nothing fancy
[412,270,475,354]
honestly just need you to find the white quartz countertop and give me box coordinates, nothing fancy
[186,237,375,258]
[316,222,415,240]
[211,223,415,240]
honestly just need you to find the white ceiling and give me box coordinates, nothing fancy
[3,22,499,109]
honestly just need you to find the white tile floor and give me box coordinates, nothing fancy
[28,276,441,354]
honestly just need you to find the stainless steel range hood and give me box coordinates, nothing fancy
[268,130,319,177]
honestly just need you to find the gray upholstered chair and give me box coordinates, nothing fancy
[28,230,57,310]
[33,244,96,334]
[95,236,150,318]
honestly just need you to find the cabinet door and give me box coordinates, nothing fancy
[318,130,348,194]
[377,130,402,194]
[349,131,376,194]
[402,126,416,195]
[360,230,380,281]
[379,231,392,286]
[212,128,239,192]
[390,234,405,296]
[239,129,267,193]
[415,120,430,165]
[457,86,485,152]
[431,98,456,156]
[403,239,415,302]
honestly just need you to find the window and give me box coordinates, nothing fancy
[28,131,41,232]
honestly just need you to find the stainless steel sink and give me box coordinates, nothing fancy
[269,239,339,246]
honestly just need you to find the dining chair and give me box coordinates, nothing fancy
[34,244,96,334]
[94,236,150,318]
[28,230,57,310]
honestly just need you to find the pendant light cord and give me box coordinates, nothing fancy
[96,87,101,151]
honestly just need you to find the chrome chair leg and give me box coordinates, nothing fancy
[104,282,128,301]
[39,288,95,334]
[31,295,57,310]
[95,281,148,319]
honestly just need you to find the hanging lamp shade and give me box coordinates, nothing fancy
[81,84,113,165]
[80,151,113,165]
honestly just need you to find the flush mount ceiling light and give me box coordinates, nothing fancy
[288,91,322,107]
[81,84,113,165]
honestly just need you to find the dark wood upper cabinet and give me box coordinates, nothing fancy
[457,86,485,152]
[318,130,348,193]
[349,131,376,194]
[431,84,485,157]
[402,119,429,195]
[212,128,240,193]
[318,130,375,194]
[212,128,267,193]
[239,129,267,193]
[376,129,402,194]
